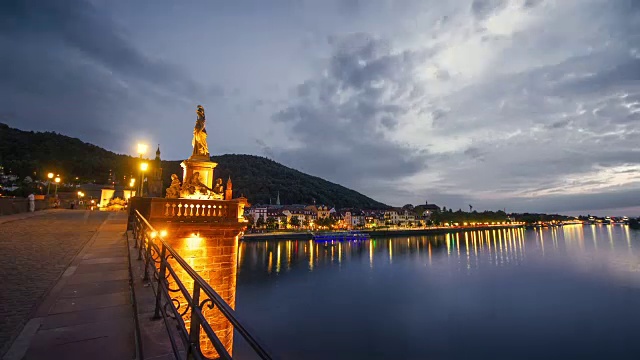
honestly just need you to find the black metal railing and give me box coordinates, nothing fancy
[131,210,274,360]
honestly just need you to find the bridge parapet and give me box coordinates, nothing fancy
[131,210,273,359]
[151,198,244,222]
[128,197,248,230]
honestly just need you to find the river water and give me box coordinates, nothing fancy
[233,225,640,359]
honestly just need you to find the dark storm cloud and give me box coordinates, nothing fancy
[0,0,205,152]
[271,33,428,188]
[2,0,639,214]
[0,0,198,94]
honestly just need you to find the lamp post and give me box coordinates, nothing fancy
[129,178,136,197]
[47,172,54,195]
[137,143,148,197]
[139,162,148,197]
[54,176,61,196]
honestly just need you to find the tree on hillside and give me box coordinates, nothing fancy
[244,214,255,229]
[290,216,301,229]
[266,216,277,230]
[256,216,266,228]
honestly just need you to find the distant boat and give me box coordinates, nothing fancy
[313,230,370,242]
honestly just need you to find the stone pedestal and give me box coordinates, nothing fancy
[159,223,244,358]
[180,155,217,191]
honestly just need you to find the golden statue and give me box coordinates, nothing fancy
[165,174,181,198]
[192,105,209,156]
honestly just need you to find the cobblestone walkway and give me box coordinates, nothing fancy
[0,210,109,356]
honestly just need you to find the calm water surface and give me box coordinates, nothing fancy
[234,225,640,359]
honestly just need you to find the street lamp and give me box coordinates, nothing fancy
[54,176,61,196]
[137,143,148,156]
[137,143,148,197]
[47,172,54,195]
[139,162,148,197]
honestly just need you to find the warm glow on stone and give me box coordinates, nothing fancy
[159,227,243,357]
[183,193,211,200]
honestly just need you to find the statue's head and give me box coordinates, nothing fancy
[197,105,204,113]
[193,172,200,180]
[216,178,222,185]
[171,174,178,181]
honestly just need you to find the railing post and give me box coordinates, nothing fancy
[187,282,202,359]
[137,229,144,260]
[143,233,152,282]
[152,244,167,320]
[132,220,138,248]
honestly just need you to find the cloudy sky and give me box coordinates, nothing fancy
[2,0,640,214]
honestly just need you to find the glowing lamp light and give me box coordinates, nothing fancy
[160,230,168,238]
[47,173,54,179]
[140,162,149,172]
[137,143,148,155]
[54,176,61,183]
[150,231,158,239]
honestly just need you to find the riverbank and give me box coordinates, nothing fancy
[241,225,525,241]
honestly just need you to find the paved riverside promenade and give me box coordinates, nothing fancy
[0,210,137,360]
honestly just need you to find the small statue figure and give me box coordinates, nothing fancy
[213,178,224,195]
[179,174,194,198]
[192,105,209,156]
[165,174,181,198]
[180,172,216,198]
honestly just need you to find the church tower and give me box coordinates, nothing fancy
[276,191,280,206]
[225,176,233,200]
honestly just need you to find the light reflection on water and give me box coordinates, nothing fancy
[238,226,637,274]
[235,225,640,360]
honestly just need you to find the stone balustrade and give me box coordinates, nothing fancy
[148,198,242,223]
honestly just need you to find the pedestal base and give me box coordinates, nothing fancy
[161,223,245,357]
[180,157,217,191]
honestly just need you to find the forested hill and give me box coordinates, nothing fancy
[0,123,139,183]
[0,124,388,209]
[163,155,388,209]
